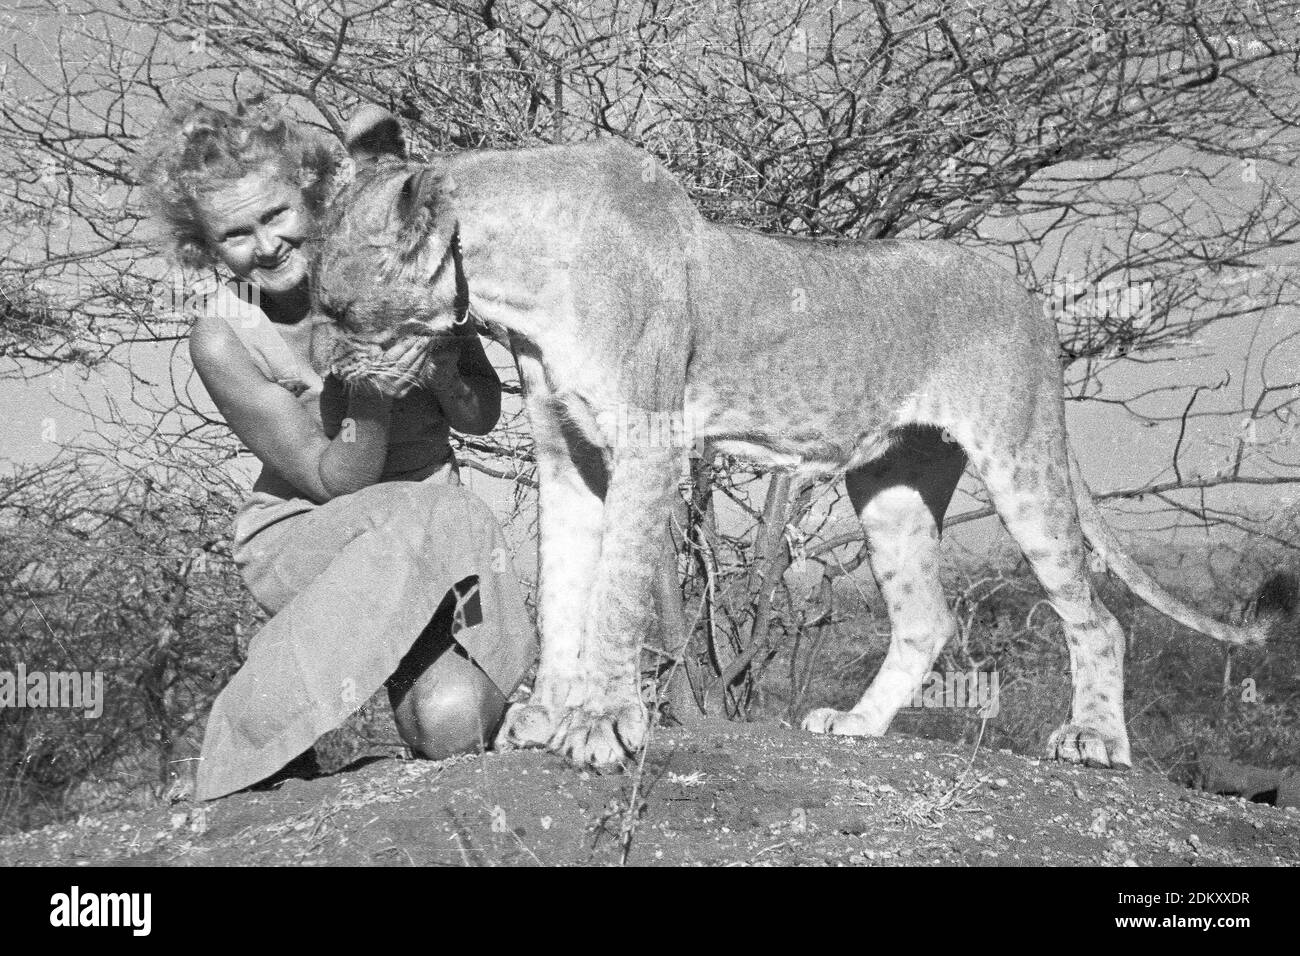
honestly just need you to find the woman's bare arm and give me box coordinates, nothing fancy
[189,312,393,503]
[424,327,502,436]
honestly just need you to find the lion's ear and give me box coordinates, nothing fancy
[396,168,443,224]
[344,105,407,168]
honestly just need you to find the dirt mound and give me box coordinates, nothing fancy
[3,719,1297,866]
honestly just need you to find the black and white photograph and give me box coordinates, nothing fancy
[1,0,1299,889]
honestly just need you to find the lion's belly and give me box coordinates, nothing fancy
[703,436,895,482]
[705,438,804,469]
[685,386,895,480]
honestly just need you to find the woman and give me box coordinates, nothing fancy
[136,99,536,800]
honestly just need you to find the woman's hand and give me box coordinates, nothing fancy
[369,337,437,400]
[418,342,466,396]
[360,329,500,432]
[423,329,502,435]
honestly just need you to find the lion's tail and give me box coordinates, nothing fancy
[1069,452,1297,646]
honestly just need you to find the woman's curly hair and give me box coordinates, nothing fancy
[135,96,339,269]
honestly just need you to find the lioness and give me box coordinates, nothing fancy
[312,107,1294,771]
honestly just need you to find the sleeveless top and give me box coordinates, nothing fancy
[195,279,460,542]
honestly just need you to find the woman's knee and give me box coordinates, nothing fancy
[388,650,508,760]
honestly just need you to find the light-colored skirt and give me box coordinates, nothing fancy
[195,479,537,801]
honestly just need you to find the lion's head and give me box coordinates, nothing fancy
[309,107,467,386]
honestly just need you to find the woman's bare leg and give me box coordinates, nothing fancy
[386,578,508,758]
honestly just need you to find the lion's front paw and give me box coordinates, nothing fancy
[496,700,561,751]
[801,707,882,737]
[552,703,648,771]
[1047,723,1131,769]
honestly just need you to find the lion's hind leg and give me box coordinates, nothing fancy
[803,427,965,738]
[967,417,1132,769]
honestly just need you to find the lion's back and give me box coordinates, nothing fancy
[442,138,702,244]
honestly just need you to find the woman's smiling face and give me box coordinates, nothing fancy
[199,167,311,294]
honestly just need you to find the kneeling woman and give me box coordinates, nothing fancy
[137,101,536,800]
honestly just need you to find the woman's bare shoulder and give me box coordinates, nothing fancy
[188,305,268,392]
[188,306,238,365]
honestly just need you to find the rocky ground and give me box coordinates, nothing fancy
[2,719,1297,866]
